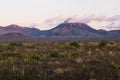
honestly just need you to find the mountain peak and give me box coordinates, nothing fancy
[6,24,22,28]
[52,22,93,31]
[48,22,97,36]
[64,22,86,24]
[0,24,41,36]
[62,22,90,27]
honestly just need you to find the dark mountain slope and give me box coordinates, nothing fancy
[41,23,104,39]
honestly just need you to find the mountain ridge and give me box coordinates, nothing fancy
[0,23,120,41]
[0,24,41,36]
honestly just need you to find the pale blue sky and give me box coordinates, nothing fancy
[0,0,120,30]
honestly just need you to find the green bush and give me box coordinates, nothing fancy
[7,42,23,51]
[7,45,16,51]
[31,54,42,61]
[50,51,59,57]
[99,40,108,47]
[0,43,3,52]
[70,41,80,48]
[72,53,80,57]
[9,42,23,47]
[22,54,29,62]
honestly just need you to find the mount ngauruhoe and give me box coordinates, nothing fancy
[0,23,120,41]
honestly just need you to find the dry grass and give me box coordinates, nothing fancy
[0,41,119,80]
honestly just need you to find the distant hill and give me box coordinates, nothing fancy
[0,24,40,36]
[0,33,34,42]
[0,23,120,41]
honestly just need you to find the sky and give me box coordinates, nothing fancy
[0,0,120,30]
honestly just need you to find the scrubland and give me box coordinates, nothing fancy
[0,41,120,80]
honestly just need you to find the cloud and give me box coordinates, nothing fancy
[65,15,120,23]
[43,15,120,30]
[107,15,120,22]
[43,16,67,29]
[105,20,120,30]
[87,15,120,30]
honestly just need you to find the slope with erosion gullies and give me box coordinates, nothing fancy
[44,23,104,38]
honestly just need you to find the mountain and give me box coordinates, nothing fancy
[0,24,40,36]
[40,23,106,40]
[38,22,120,40]
[49,23,100,36]
[0,23,120,41]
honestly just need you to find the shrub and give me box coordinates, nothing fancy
[72,53,80,57]
[31,54,42,61]
[50,51,59,57]
[7,42,23,51]
[7,45,16,51]
[22,54,29,62]
[99,40,108,48]
[7,56,17,63]
[0,43,3,52]
[9,42,23,47]
[70,41,80,48]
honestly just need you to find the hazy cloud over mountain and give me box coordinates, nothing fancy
[43,15,120,30]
